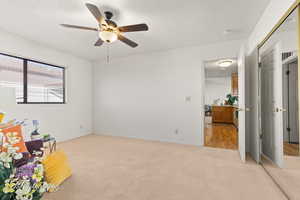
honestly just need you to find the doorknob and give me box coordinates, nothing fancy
[237,108,251,112]
[275,108,287,112]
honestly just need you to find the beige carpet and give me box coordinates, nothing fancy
[44,135,286,200]
[262,156,300,200]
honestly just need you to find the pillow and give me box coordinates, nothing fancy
[1,124,28,153]
[42,150,72,191]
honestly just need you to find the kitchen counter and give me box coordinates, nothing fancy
[211,105,238,124]
[211,105,238,108]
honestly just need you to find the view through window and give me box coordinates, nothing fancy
[0,53,65,104]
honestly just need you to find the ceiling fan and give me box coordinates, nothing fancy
[61,3,149,48]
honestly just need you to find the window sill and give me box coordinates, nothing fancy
[17,102,66,105]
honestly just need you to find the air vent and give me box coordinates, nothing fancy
[282,52,294,61]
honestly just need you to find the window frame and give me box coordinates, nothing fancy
[0,52,66,104]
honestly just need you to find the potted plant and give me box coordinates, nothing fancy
[226,94,238,106]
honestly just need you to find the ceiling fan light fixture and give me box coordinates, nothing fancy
[61,3,149,48]
[99,30,118,43]
[217,60,233,68]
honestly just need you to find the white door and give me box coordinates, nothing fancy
[260,43,284,168]
[238,46,246,162]
[247,49,261,163]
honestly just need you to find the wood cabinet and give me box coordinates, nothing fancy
[231,72,238,96]
[233,109,238,127]
[212,106,236,124]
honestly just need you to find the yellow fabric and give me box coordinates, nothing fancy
[42,150,72,191]
[0,113,4,123]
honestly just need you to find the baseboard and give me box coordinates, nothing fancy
[95,132,202,147]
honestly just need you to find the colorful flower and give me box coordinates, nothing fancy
[15,180,32,200]
[0,125,51,200]
[0,152,13,168]
[16,163,36,179]
[3,181,16,193]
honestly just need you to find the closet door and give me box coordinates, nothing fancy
[260,42,284,167]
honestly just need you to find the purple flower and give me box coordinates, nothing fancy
[16,163,37,179]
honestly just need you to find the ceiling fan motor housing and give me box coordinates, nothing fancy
[103,11,117,28]
[106,20,117,28]
[105,11,113,20]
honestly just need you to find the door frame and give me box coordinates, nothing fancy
[201,58,240,153]
[238,45,247,162]
[201,61,206,147]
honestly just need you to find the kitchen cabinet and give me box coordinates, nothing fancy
[231,72,238,96]
[212,106,237,124]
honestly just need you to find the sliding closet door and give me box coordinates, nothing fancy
[260,42,284,167]
[238,45,246,162]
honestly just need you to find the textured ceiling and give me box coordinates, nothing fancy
[0,0,270,61]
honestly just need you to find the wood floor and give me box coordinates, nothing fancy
[204,117,238,150]
[284,142,299,157]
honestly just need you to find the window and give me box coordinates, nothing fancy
[27,61,64,103]
[0,53,65,104]
[0,54,24,103]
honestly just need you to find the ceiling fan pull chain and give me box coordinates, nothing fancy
[107,45,110,63]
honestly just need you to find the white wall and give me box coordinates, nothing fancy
[93,40,243,146]
[247,0,295,54]
[260,29,298,54]
[0,29,93,142]
[92,0,297,148]
[205,77,231,105]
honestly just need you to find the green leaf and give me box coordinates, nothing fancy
[32,194,42,200]
[2,169,11,180]
[0,193,13,200]
[0,170,9,183]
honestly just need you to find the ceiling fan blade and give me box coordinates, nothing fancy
[118,23,149,32]
[94,38,104,46]
[118,34,138,48]
[60,24,98,31]
[85,3,107,26]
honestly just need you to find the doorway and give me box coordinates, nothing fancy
[283,54,299,157]
[203,58,239,150]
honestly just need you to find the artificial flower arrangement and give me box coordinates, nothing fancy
[0,132,52,200]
